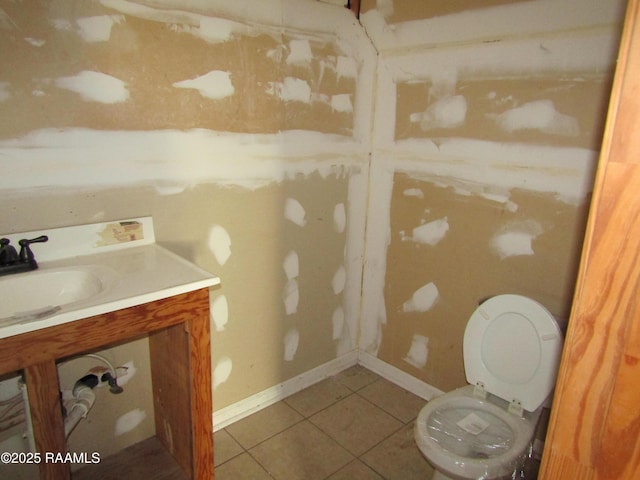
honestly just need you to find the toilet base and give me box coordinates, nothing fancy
[431,467,526,480]
[431,470,454,480]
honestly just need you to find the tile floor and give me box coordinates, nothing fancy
[213,365,435,480]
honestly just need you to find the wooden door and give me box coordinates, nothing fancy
[539,0,640,478]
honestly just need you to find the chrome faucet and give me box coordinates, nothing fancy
[0,235,48,276]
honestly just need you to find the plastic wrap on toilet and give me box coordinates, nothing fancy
[426,405,533,479]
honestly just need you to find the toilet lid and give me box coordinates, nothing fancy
[464,294,563,412]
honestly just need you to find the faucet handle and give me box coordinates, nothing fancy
[18,235,48,263]
[19,235,48,245]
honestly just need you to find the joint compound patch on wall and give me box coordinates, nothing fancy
[332,265,346,295]
[491,220,543,259]
[401,217,449,246]
[480,192,519,212]
[115,409,147,436]
[284,329,299,361]
[403,188,424,199]
[283,250,300,315]
[211,295,229,332]
[331,94,353,113]
[25,37,46,47]
[54,71,129,104]
[410,94,467,131]
[286,39,313,65]
[76,15,125,42]
[178,16,237,44]
[404,335,429,369]
[284,198,307,226]
[213,357,232,390]
[283,279,299,315]
[208,224,232,266]
[283,250,299,279]
[490,99,579,137]
[333,203,346,233]
[332,306,345,340]
[403,282,439,312]
[266,77,312,103]
[173,71,234,100]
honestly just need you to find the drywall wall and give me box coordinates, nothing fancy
[0,0,374,464]
[0,0,627,469]
[359,0,625,392]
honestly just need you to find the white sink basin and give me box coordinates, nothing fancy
[0,217,219,340]
[0,267,115,323]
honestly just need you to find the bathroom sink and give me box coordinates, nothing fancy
[0,217,219,339]
[0,267,114,324]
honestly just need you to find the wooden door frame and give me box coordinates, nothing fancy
[540,0,640,478]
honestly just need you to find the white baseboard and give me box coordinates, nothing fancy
[213,350,358,431]
[357,351,444,401]
[213,350,445,431]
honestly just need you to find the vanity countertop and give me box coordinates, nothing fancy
[0,217,219,339]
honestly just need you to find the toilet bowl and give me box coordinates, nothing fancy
[414,294,563,480]
[415,385,541,479]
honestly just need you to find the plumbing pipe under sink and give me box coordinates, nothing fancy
[60,354,124,437]
[64,374,98,438]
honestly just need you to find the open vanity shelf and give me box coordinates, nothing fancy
[0,287,214,480]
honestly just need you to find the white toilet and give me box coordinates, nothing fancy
[414,294,563,480]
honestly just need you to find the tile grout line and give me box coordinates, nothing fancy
[221,389,361,475]
[215,366,429,479]
[350,388,418,478]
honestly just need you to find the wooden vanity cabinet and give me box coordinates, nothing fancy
[0,288,214,480]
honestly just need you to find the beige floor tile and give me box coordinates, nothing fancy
[214,429,245,466]
[215,452,273,480]
[310,394,403,456]
[326,459,384,480]
[214,367,438,480]
[250,421,354,480]
[226,402,303,449]
[333,365,380,392]
[359,378,426,423]
[284,377,352,417]
[361,423,434,480]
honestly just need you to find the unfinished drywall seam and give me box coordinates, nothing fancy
[340,169,369,356]
[385,31,620,84]
[0,130,369,192]
[360,0,625,55]
[357,45,395,355]
[358,161,393,354]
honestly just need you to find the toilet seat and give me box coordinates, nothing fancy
[464,294,563,412]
